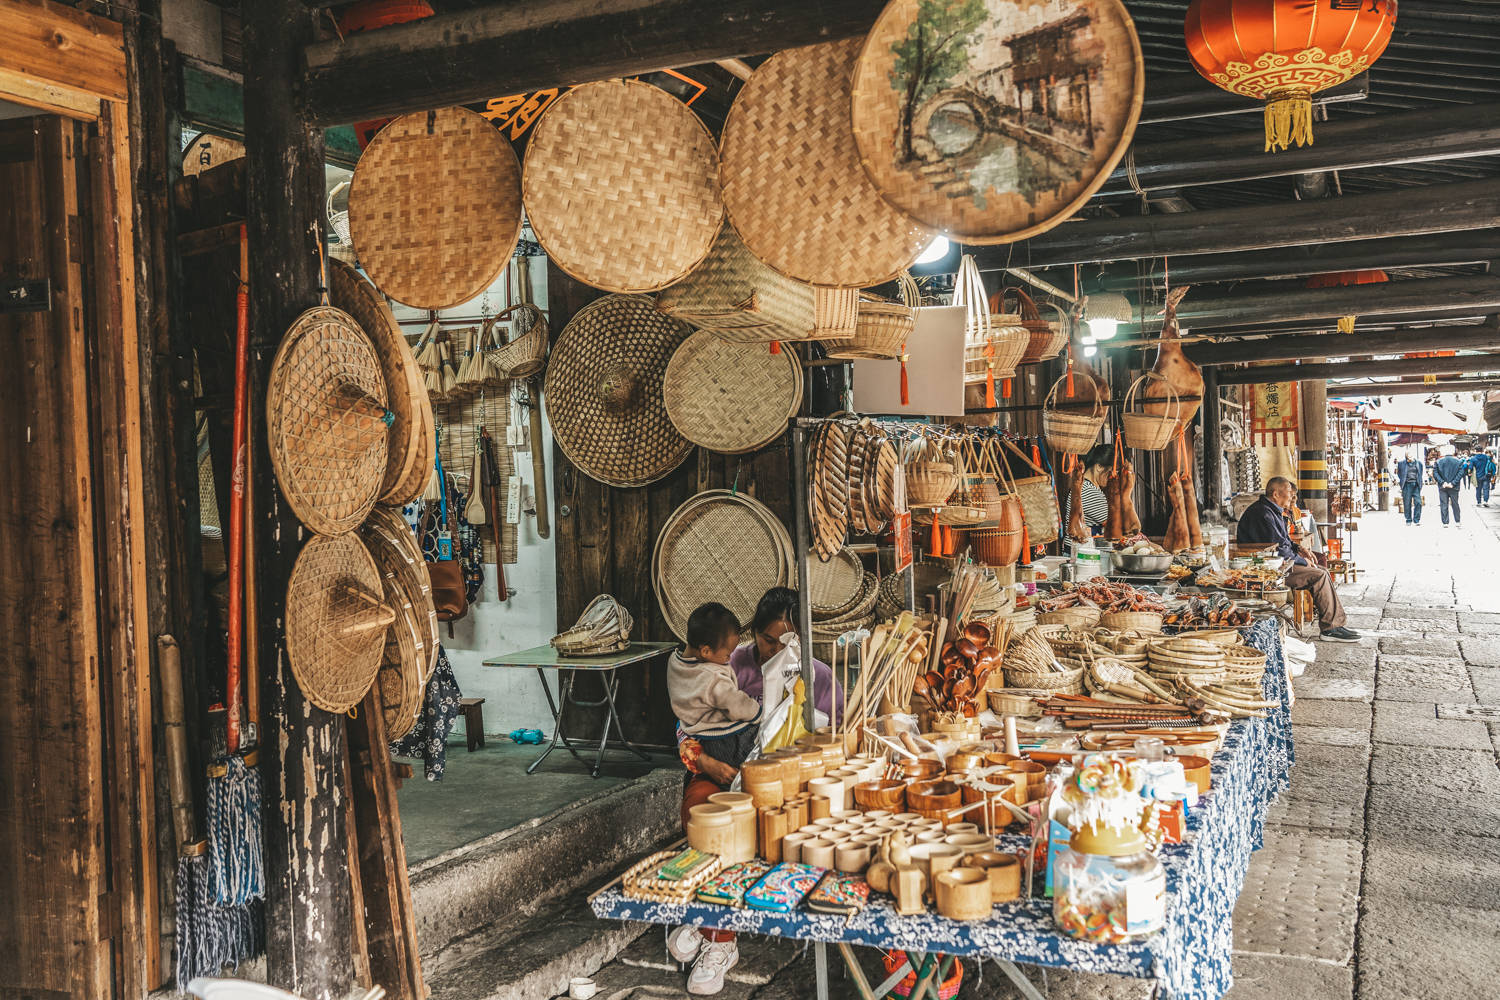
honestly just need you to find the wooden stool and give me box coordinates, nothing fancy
[1293,589,1316,632]
[460,697,486,751]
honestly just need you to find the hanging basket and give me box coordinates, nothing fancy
[999,438,1060,546]
[954,255,1028,397]
[1030,300,1071,364]
[996,286,1056,365]
[826,272,917,360]
[1043,372,1107,455]
[487,302,549,380]
[1121,372,1182,451]
[905,461,960,508]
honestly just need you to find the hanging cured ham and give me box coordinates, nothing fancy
[1146,288,1204,550]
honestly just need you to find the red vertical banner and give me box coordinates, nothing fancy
[892,510,913,573]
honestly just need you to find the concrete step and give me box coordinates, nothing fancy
[412,768,681,958]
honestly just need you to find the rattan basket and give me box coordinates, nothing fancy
[906,461,960,508]
[552,595,634,656]
[1002,665,1085,694]
[1121,372,1182,451]
[486,302,549,380]
[1027,300,1072,364]
[1038,605,1103,629]
[996,439,1060,546]
[523,79,723,293]
[1043,373,1107,455]
[996,287,1057,367]
[971,527,1022,567]
[826,273,917,360]
[622,849,724,904]
[955,257,1028,389]
[1099,611,1164,633]
[656,224,859,344]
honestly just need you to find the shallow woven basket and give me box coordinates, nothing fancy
[656,224,859,344]
[266,306,389,536]
[1173,627,1245,646]
[362,507,439,680]
[348,107,521,310]
[1099,611,1164,633]
[545,295,695,488]
[1043,375,1107,455]
[808,547,865,615]
[719,37,931,287]
[552,594,634,656]
[1026,301,1072,364]
[523,79,723,293]
[1038,605,1103,629]
[662,329,801,454]
[996,287,1056,367]
[827,273,919,360]
[1121,372,1183,452]
[906,461,960,507]
[1002,665,1085,694]
[487,302,549,380]
[622,850,724,904]
[286,533,394,715]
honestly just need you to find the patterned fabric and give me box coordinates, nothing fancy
[390,643,464,781]
[593,619,1292,1000]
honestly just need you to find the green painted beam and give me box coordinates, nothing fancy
[182,62,360,167]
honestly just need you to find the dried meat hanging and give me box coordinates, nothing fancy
[850,0,1144,243]
[1185,0,1397,151]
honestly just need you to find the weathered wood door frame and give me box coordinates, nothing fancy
[0,1,158,996]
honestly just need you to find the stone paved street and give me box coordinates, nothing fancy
[574,506,1500,999]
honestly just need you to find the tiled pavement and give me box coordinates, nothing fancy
[570,506,1500,999]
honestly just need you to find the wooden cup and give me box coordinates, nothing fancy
[935,867,993,920]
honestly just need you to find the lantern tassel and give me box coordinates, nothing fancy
[899,350,910,406]
[1337,315,1356,335]
[769,340,782,355]
[1002,376,1013,399]
[985,366,996,408]
[1264,92,1314,152]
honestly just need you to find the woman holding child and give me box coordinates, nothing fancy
[664,587,844,995]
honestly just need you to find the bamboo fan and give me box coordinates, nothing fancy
[286,533,394,714]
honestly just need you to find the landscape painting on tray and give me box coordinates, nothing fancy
[862,0,1139,239]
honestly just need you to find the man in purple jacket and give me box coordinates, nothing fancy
[1236,477,1360,642]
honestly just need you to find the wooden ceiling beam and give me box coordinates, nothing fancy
[1186,324,1500,367]
[994,179,1500,269]
[1138,71,1367,124]
[1216,354,1500,385]
[1098,101,1500,198]
[300,0,879,126]
[1327,378,1500,398]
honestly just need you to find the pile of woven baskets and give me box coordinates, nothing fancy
[808,420,900,561]
[808,549,880,662]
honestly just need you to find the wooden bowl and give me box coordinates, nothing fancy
[1177,754,1212,795]
[854,779,907,813]
[966,851,1022,902]
[907,778,962,820]
[900,758,943,781]
[935,867,992,920]
[947,750,987,773]
[1008,760,1048,789]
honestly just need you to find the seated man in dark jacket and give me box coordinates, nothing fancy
[1236,477,1360,642]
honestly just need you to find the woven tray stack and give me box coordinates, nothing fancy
[808,549,878,662]
[809,421,899,562]
[653,491,795,641]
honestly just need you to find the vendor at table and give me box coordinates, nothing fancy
[1235,477,1360,643]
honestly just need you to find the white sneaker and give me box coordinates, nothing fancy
[688,939,739,995]
[667,924,705,964]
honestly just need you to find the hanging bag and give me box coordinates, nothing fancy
[1000,438,1060,545]
[426,445,469,621]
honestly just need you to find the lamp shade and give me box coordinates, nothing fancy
[1084,291,1132,341]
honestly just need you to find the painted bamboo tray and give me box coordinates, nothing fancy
[719,38,932,288]
[348,106,522,309]
[662,330,801,454]
[851,0,1144,244]
[524,79,724,293]
[266,306,389,536]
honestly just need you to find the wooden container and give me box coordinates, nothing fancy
[708,792,757,865]
[771,752,803,798]
[799,748,826,785]
[758,807,789,864]
[854,779,907,813]
[781,831,812,864]
[967,851,1022,903]
[785,795,808,832]
[742,758,785,810]
[899,758,943,782]
[836,841,873,873]
[809,795,832,822]
[935,868,993,921]
[686,803,735,858]
[1177,755,1213,796]
[907,779,963,821]
[946,833,993,853]
[801,838,836,870]
[909,843,964,887]
[808,776,847,812]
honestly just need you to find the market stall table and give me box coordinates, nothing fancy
[591,620,1292,1000]
[482,641,675,777]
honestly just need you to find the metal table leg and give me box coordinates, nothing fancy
[527,668,585,774]
[990,958,1050,1000]
[592,669,652,777]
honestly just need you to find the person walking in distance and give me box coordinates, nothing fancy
[1396,452,1425,525]
[1433,447,1466,526]
[1472,449,1496,508]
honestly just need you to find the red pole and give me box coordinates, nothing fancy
[226,223,249,754]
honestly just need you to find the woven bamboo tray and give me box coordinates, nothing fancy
[622,850,724,904]
[327,259,433,506]
[348,106,522,309]
[266,306,389,536]
[850,0,1144,244]
[810,422,850,561]
[662,330,801,454]
[653,491,795,641]
[286,533,393,715]
[524,79,723,293]
[544,295,694,488]
[362,507,439,681]
[808,547,864,615]
[719,37,932,287]
[656,225,859,344]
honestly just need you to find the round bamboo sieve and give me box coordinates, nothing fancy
[662,329,802,454]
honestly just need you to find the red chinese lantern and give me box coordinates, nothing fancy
[1185,0,1398,151]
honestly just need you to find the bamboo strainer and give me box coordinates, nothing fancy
[808,547,864,615]
[523,79,724,294]
[656,224,859,344]
[662,329,802,454]
[266,306,390,536]
[719,37,932,288]
[544,295,695,488]
[286,533,394,715]
[347,106,522,310]
[328,259,434,506]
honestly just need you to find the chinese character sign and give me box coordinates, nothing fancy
[1252,381,1300,445]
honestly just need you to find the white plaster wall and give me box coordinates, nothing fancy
[387,260,561,736]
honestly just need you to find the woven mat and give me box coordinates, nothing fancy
[328,259,433,505]
[1231,829,1363,963]
[851,0,1143,244]
[654,491,794,641]
[348,106,522,309]
[545,295,694,488]
[720,38,932,287]
[524,79,723,293]
[285,533,390,715]
[662,330,800,454]
[266,306,388,536]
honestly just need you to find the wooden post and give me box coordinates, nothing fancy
[1298,379,1329,524]
[1201,366,1223,516]
[1376,432,1391,512]
[242,2,353,997]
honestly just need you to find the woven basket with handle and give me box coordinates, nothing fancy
[999,438,1059,545]
[954,256,1028,390]
[827,272,918,360]
[995,286,1056,366]
[1043,372,1107,455]
[1121,371,1182,451]
[487,302,549,380]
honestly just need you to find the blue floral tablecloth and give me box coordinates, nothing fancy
[592,619,1293,1000]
